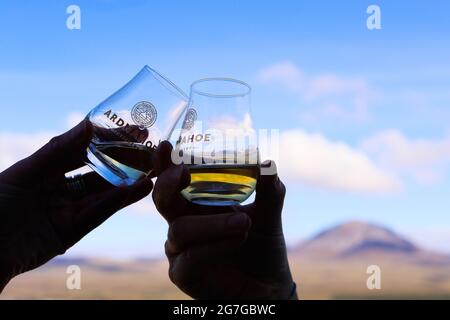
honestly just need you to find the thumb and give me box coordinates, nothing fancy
[152,164,190,223]
[39,118,93,174]
[253,160,286,235]
[1,119,92,185]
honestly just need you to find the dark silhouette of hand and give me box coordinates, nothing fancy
[152,141,297,299]
[0,120,153,292]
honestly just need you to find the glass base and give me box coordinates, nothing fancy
[86,145,141,187]
[189,198,241,206]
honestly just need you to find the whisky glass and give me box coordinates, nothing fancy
[86,66,188,186]
[172,78,259,206]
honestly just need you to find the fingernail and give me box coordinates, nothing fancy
[261,160,272,168]
[227,213,250,230]
[134,176,153,190]
[148,170,156,179]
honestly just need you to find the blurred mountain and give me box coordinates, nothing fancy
[292,220,450,265]
[3,220,450,300]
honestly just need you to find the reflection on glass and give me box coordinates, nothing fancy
[172,78,259,206]
[86,66,188,186]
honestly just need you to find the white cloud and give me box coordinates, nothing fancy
[307,74,368,99]
[0,132,53,172]
[257,61,374,123]
[407,226,450,254]
[361,130,450,185]
[0,112,88,173]
[277,129,401,194]
[65,112,86,129]
[128,196,158,215]
[258,61,305,91]
[258,62,450,188]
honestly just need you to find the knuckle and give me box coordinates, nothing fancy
[167,226,176,246]
[167,224,184,253]
[152,185,172,214]
[164,238,170,248]
[168,265,176,284]
[152,188,166,212]
[47,135,62,154]
[173,254,195,289]
[164,240,171,256]
[169,219,184,242]
[151,188,159,207]
[277,178,286,200]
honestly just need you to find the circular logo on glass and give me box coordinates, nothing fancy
[182,108,197,130]
[131,101,157,128]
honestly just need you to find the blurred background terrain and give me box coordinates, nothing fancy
[3,221,450,300]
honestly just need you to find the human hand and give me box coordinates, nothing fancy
[0,120,153,292]
[152,141,297,299]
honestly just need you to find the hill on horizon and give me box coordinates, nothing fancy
[290,220,450,266]
[3,220,450,300]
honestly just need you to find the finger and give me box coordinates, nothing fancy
[55,171,114,199]
[153,140,174,176]
[93,125,149,144]
[185,237,246,262]
[165,212,251,255]
[80,171,115,194]
[69,176,153,244]
[256,160,285,205]
[252,160,286,235]
[152,164,190,222]
[187,202,240,216]
[168,238,246,291]
[182,266,271,300]
[54,171,114,200]
[31,119,92,175]
[1,119,92,185]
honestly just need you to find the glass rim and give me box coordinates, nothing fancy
[143,65,189,101]
[190,77,251,98]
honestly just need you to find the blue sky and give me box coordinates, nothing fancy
[1,1,449,258]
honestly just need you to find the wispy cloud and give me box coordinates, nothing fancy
[257,61,374,123]
[0,132,53,172]
[0,112,89,173]
[278,129,402,194]
[407,226,450,254]
[128,197,158,216]
[65,112,86,129]
[361,130,450,185]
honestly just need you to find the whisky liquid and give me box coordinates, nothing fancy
[86,141,153,186]
[181,164,259,206]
